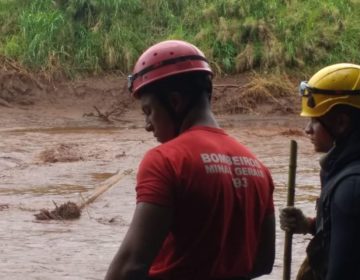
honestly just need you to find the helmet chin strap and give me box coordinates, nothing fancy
[156,93,192,137]
[317,117,336,142]
[318,116,353,147]
[172,105,196,136]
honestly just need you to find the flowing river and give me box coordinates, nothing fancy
[0,107,320,280]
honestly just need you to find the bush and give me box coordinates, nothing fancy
[0,0,358,77]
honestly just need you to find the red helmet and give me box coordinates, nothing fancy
[128,40,213,98]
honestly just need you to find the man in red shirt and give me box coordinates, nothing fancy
[105,40,275,280]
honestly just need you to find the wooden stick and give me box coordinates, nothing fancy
[283,140,298,280]
[79,170,125,209]
[34,170,127,220]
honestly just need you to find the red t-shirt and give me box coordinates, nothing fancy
[136,126,274,279]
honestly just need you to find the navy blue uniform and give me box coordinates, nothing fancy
[315,132,360,279]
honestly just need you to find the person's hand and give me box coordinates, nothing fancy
[279,206,312,234]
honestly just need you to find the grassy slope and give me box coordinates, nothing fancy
[0,0,359,78]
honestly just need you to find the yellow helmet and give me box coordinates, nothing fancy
[300,63,360,117]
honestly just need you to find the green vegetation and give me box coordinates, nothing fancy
[0,0,359,77]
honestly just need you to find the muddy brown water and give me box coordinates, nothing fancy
[0,106,321,280]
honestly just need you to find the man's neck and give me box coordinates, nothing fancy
[179,107,220,133]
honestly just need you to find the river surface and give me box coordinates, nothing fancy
[0,106,321,280]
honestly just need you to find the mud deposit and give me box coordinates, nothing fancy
[0,74,320,280]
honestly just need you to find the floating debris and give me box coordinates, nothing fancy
[34,169,128,221]
[34,201,81,220]
[280,128,305,137]
[39,143,83,163]
[0,203,9,211]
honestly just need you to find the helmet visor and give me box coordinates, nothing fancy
[299,81,360,108]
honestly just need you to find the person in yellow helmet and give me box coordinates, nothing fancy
[280,63,360,280]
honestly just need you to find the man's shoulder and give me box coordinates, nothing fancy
[330,164,360,215]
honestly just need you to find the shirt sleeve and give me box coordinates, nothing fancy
[326,176,360,280]
[136,148,176,208]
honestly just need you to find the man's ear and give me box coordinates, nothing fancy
[334,112,351,135]
[168,91,188,114]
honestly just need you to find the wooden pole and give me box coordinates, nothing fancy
[34,169,127,220]
[283,140,298,280]
[79,169,126,209]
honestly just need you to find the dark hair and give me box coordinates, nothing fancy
[138,71,213,103]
